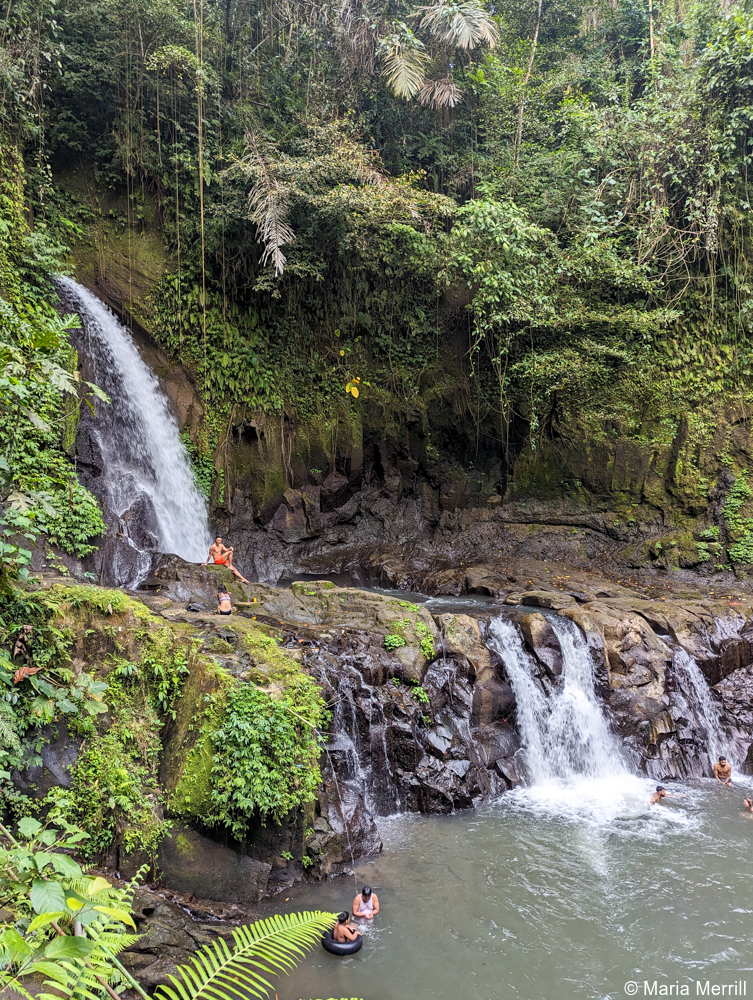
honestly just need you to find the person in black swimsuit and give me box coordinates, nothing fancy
[217,587,232,615]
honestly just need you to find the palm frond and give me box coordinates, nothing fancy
[379,32,428,100]
[417,1,498,50]
[155,911,336,1000]
[418,75,463,108]
[244,134,295,278]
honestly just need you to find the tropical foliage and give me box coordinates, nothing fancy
[0,813,338,1000]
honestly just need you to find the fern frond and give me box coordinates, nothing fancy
[156,911,336,1000]
[35,912,141,1000]
[417,1,498,50]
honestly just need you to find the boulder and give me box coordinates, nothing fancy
[158,825,272,904]
[435,613,491,679]
[521,591,576,610]
[519,612,563,680]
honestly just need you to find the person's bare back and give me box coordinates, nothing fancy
[650,785,686,806]
[332,912,360,943]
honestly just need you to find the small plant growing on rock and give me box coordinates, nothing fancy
[384,634,406,651]
[391,677,401,686]
[411,685,430,704]
[414,621,435,659]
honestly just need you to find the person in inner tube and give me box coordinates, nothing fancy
[352,885,379,920]
[332,911,361,944]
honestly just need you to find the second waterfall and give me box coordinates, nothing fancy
[488,615,627,784]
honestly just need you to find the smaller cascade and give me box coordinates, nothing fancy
[56,277,212,586]
[670,647,728,772]
[488,615,627,783]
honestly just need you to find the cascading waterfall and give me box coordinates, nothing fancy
[56,277,212,585]
[670,647,727,771]
[488,615,627,784]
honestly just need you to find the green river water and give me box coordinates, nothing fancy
[275,776,753,1000]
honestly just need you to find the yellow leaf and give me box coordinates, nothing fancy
[86,877,111,897]
[65,897,83,911]
[350,386,359,398]
[345,383,352,392]
[92,906,137,930]
[339,350,345,356]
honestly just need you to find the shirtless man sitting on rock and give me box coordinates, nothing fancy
[713,756,733,786]
[202,536,249,583]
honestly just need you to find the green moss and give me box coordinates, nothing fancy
[48,584,153,622]
[175,833,193,856]
[167,660,233,821]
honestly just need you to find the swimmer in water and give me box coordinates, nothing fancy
[743,798,753,813]
[353,885,380,920]
[713,756,733,786]
[650,785,686,806]
[332,911,360,944]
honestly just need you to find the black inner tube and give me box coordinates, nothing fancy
[321,927,363,956]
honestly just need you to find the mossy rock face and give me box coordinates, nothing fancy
[161,655,233,819]
[56,165,168,330]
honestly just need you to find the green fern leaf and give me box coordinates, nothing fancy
[155,911,336,1000]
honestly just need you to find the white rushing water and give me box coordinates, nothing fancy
[56,277,212,582]
[670,647,726,770]
[489,616,626,783]
[487,615,661,823]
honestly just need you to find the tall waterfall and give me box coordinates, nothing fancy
[56,277,212,585]
[488,616,627,783]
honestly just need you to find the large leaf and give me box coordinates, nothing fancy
[91,906,136,930]
[17,816,42,838]
[379,36,428,100]
[27,911,67,934]
[86,877,112,897]
[0,927,32,962]
[156,911,336,1000]
[50,854,82,877]
[30,879,67,915]
[44,936,94,961]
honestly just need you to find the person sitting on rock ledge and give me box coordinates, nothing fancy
[217,587,232,616]
[353,885,379,920]
[713,756,733,786]
[333,911,361,944]
[202,536,249,583]
[650,785,686,806]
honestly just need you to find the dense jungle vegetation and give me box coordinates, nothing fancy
[2,0,753,494]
